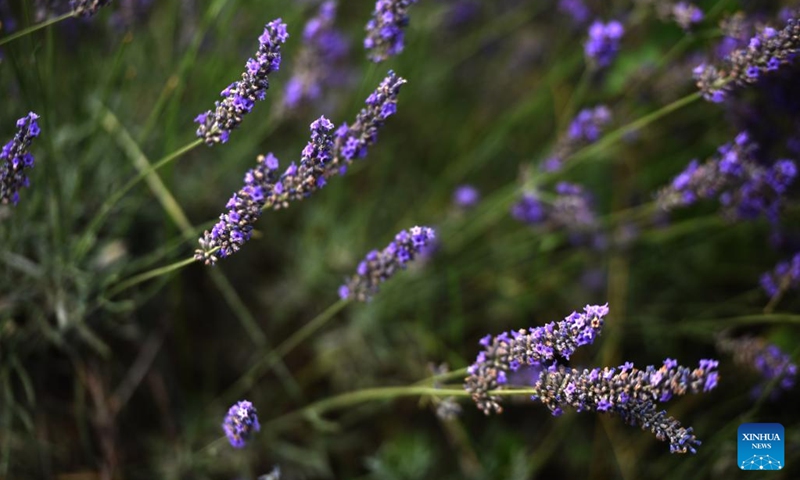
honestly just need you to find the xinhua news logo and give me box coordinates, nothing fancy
[738,423,784,471]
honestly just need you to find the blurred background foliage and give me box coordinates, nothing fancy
[1,0,799,478]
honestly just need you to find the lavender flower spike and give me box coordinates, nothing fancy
[196,116,334,264]
[195,19,288,145]
[222,400,261,448]
[327,70,406,175]
[70,0,113,17]
[533,359,719,453]
[339,226,436,302]
[543,105,611,172]
[760,252,800,297]
[718,336,796,399]
[584,20,624,68]
[196,73,407,264]
[364,0,419,62]
[657,132,797,223]
[694,16,800,103]
[284,1,349,110]
[1,112,41,206]
[465,304,609,414]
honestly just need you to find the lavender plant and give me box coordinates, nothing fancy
[511,182,598,236]
[718,336,797,399]
[657,132,797,223]
[222,400,261,448]
[1,112,41,206]
[196,71,407,264]
[543,105,611,172]
[584,20,624,69]
[465,304,719,453]
[194,19,288,145]
[364,0,418,62]
[284,1,349,110]
[694,14,800,103]
[338,226,436,302]
[760,252,800,296]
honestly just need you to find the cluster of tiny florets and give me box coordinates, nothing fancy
[670,2,704,30]
[694,15,800,103]
[512,182,598,233]
[222,400,261,448]
[196,117,334,264]
[1,112,41,206]
[194,19,288,145]
[657,132,797,223]
[584,20,624,68]
[70,0,113,17]
[197,72,406,264]
[465,304,609,414]
[543,106,612,171]
[760,252,800,297]
[364,0,418,62]
[465,304,719,453]
[339,226,436,302]
[718,336,796,399]
[284,1,349,110]
[532,359,718,453]
[329,71,406,173]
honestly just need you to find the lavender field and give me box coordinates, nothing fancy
[1,0,799,478]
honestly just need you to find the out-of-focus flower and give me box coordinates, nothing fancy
[339,226,436,302]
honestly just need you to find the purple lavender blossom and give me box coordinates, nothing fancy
[558,0,590,25]
[329,70,406,172]
[532,359,718,453]
[196,117,334,264]
[695,16,800,103]
[284,1,349,110]
[512,183,598,233]
[718,336,796,400]
[584,20,624,68]
[70,0,113,17]
[671,3,703,30]
[465,304,609,414]
[339,226,436,302]
[453,184,480,209]
[760,252,800,297]
[657,132,797,223]
[194,19,288,145]
[465,303,718,453]
[222,400,261,448]
[1,112,41,206]
[364,0,418,62]
[545,105,612,171]
[196,72,407,264]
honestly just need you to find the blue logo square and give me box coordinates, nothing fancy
[738,423,784,471]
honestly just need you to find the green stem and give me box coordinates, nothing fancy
[0,13,72,47]
[264,385,539,432]
[216,299,350,403]
[106,256,196,298]
[561,91,703,175]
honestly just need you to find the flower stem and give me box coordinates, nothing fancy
[214,299,350,404]
[0,13,72,47]
[105,256,197,298]
[263,384,538,432]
